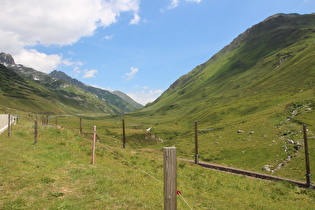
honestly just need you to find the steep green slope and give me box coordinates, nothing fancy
[141,13,315,123]
[128,14,315,176]
[0,64,121,114]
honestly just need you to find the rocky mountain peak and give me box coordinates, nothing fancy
[0,52,15,66]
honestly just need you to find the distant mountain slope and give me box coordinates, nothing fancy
[139,13,315,123]
[0,57,123,114]
[112,90,143,110]
[49,70,143,112]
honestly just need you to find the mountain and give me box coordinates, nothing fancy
[0,52,15,66]
[0,59,124,114]
[112,90,143,110]
[49,70,143,112]
[138,13,315,124]
[0,53,143,114]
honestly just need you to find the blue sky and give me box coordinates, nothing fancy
[1,0,314,105]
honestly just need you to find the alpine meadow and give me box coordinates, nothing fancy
[1,13,315,209]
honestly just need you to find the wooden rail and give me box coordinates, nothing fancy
[178,159,314,189]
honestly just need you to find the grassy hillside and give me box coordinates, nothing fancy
[1,113,314,209]
[1,13,315,208]
[0,64,121,115]
[128,13,315,179]
[49,70,143,112]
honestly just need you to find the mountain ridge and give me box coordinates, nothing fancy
[138,13,315,124]
[49,70,143,111]
[0,54,142,114]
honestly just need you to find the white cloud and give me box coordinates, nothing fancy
[62,59,84,67]
[0,0,141,71]
[167,0,202,9]
[83,69,98,78]
[123,67,139,80]
[186,0,202,2]
[127,89,163,105]
[14,49,62,73]
[130,13,141,25]
[168,0,180,9]
[102,35,114,40]
[0,0,140,48]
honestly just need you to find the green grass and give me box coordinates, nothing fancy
[1,113,315,209]
[1,14,315,209]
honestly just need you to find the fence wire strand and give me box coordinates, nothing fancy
[50,118,195,209]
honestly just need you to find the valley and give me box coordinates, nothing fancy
[1,13,315,209]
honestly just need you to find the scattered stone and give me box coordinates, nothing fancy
[287,139,294,144]
[262,165,273,172]
[249,131,255,134]
[237,130,244,133]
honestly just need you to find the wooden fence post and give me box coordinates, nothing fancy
[80,118,82,134]
[91,126,96,164]
[34,120,38,145]
[7,114,11,137]
[303,124,312,187]
[122,119,126,148]
[164,147,177,210]
[194,121,199,164]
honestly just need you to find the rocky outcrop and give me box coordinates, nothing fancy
[0,52,15,66]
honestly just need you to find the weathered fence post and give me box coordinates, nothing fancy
[55,117,58,128]
[7,114,11,137]
[80,118,82,134]
[303,124,312,187]
[122,119,126,148]
[194,121,199,164]
[34,120,38,145]
[164,147,177,210]
[91,126,96,164]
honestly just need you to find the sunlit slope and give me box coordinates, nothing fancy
[140,14,315,123]
[0,64,120,114]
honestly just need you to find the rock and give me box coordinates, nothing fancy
[249,131,255,134]
[0,52,15,66]
[237,130,244,133]
[262,165,273,172]
[287,139,295,144]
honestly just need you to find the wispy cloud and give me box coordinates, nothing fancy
[123,67,139,80]
[127,88,163,105]
[83,69,98,78]
[168,0,180,9]
[102,35,114,40]
[167,0,202,10]
[186,0,202,2]
[130,13,141,24]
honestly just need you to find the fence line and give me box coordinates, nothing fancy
[78,127,194,209]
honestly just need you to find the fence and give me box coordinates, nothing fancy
[5,114,314,208]
[0,114,16,136]
[30,115,314,189]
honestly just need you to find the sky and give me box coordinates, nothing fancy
[1,0,314,105]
